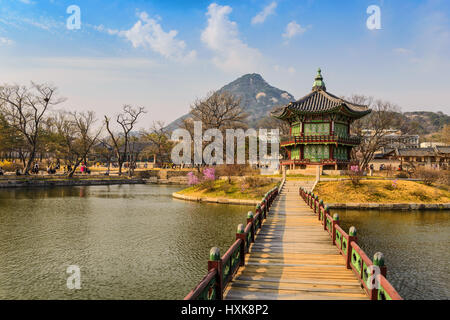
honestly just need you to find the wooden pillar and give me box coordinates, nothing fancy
[347,227,357,269]
[247,211,255,243]
[208,247,223,300]
[236,224,247,259]
[332,214,339,245]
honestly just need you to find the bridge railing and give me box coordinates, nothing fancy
[299,187,403,300]
[184,185,280,300]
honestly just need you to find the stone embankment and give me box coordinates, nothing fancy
[0,178,145,189]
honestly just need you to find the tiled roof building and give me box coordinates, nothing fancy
[271,69,371,171]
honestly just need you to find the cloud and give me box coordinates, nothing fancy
[274,64,296,75]
[94,24,121,36]
[393,48,414,55]
[98,12,196,62]
[251,2,277,25]
[282,21,307,41]
[0,37,14,46]
[201,3,263,73]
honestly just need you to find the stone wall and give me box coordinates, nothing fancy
[0,178,145,189]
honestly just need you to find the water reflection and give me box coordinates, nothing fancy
[336,209,450,300]
[0,185,252,300]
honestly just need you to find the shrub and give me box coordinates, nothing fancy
[216,164,247,183]
[396,172,408,179]
[437,170,450,186]
[410,190,430,201]
[135,171,151,179]
[347,165,363,186]
[414,168,440,186]
[199,179,215,191]
[187,172,200,186]
[244,176,270,188]
[203,167,216,181]
[0,160,23,172]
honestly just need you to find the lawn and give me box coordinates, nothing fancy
[315,180,450,204]
[178,179,279,200]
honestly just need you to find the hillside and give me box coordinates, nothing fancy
[403,111,450,136]
[166,73,295,130]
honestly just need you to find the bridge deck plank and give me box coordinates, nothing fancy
[223,181,368,300]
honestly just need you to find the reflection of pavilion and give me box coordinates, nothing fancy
[272,69,371,172]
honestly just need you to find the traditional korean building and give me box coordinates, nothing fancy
[271,68,371,171]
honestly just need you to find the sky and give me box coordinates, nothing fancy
[0,0,449,128]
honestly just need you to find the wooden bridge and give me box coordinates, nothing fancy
[185,180,402,300]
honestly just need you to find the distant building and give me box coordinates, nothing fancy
[377,146,450,169]
[362,129,419,149]
[420,142,448,148]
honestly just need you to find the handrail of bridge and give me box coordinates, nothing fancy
[278,177,286,194]
[184,184,280,300]
[299,187,403,300]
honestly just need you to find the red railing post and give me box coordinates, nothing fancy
[247,211,255,243]
[236,224,246,265]
[208,247,223,300]
[332,213,339,245]
[370,252,387,300]
[319,200,324,220]
[347,226,357,269]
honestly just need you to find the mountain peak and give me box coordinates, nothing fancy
[230,73,267,86]
[166,73,295,130]
[218,73,295,126]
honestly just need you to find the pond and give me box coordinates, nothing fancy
[1,184,448,300]
[0,184,252,299]
[336,209,450,300]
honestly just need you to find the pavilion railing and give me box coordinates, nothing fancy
[281,134,360,146]
[299,187,403,300]
[184,185,281,300]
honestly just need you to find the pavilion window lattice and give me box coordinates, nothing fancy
[304,145,330,162]
[304,123,330,136]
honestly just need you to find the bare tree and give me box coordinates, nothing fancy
[349,95,403,170]
[0,82,65,173]
[142,121,173,165]
[180,91,248,167]
[93,138,115,175]
[257,115,290,136]
[56,111,102,177]
[186,91,248,133]
[104,105,146,175]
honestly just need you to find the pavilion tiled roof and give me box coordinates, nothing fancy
[288,90,370,114]
[271,69,371,120]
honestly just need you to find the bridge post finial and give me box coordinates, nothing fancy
[208,247,223,300]
[373,252,387,277]
[236,225,247,265]
[247,211,255,243]
[209,247,221,261]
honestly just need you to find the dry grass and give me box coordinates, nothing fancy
[178,179,278,200]
[315,180,450,204]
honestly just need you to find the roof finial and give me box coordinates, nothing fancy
[312,67,326,91]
